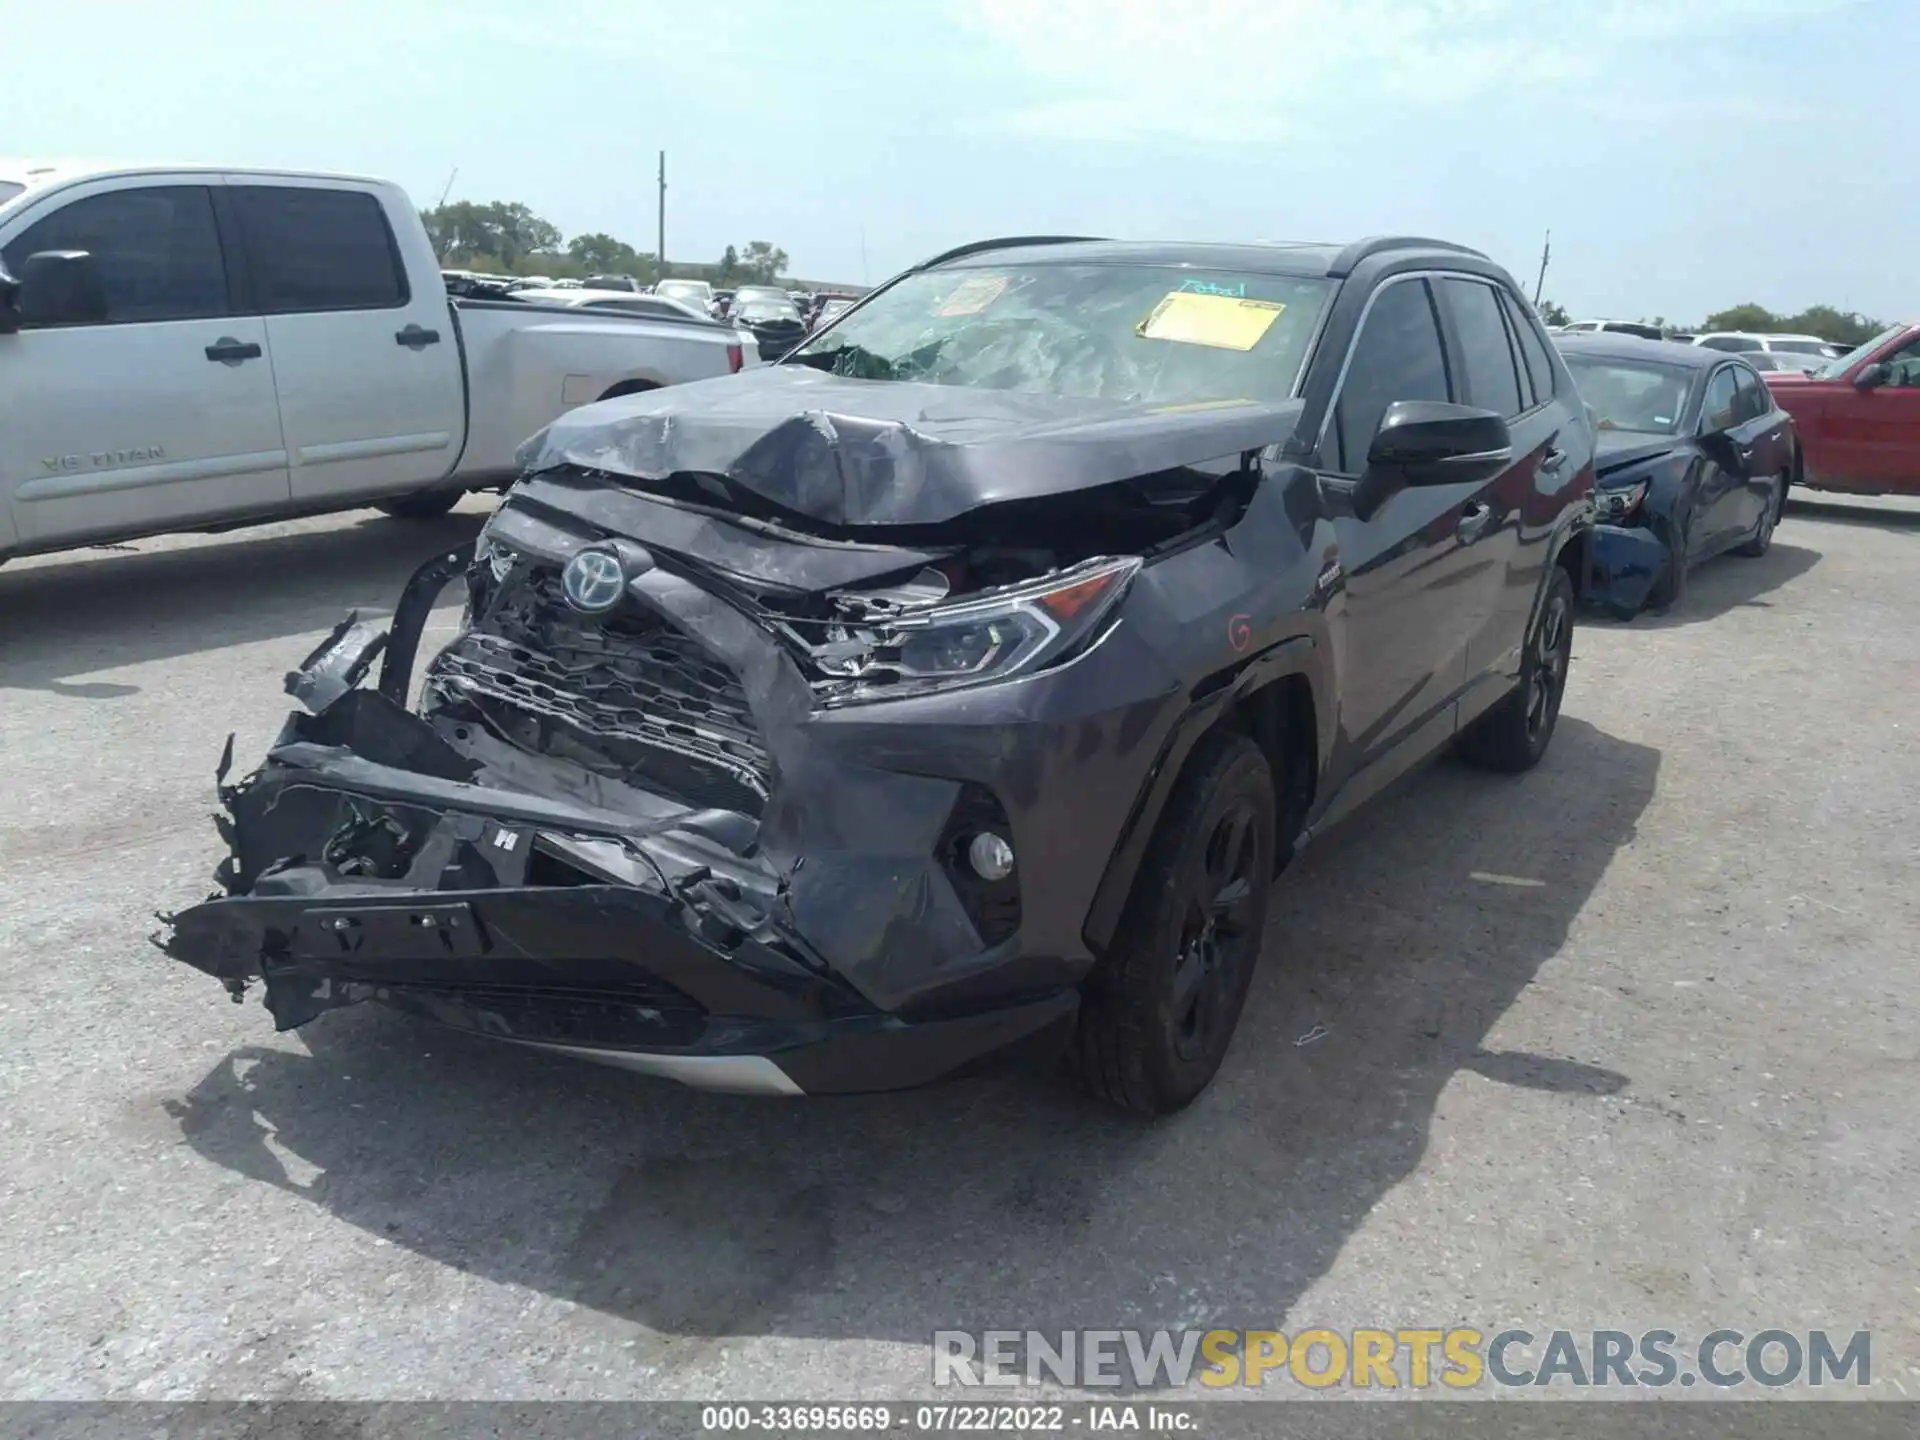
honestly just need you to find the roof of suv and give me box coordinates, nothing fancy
[920,235,1492,279]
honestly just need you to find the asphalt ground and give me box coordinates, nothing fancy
[1,492,1915,1401]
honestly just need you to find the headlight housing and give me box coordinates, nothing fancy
[811,556,1142,706]
[1596,478,1649,520]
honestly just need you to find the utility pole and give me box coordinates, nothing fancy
[436,166,459,208]
[1532,228,1551,307]
[656,151,667,283]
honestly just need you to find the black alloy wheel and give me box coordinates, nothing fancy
[1074,730,1276,1115]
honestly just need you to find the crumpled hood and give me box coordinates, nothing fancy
[520,364,1301,527]
[1594,429,1682,483]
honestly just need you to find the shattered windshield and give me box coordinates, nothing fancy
[788,262,1334,405]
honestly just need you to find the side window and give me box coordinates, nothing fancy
[1,185,229,326]
[1701,368,1740,432]
[1500,290,1556,404]
[228,185,409,313]
[1330,279,1452,473]
[1440,278,1525,418]
[1883,337,1920,387]
[1731,367,1770,422]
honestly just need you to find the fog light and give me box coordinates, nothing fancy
[967,831,1015,881]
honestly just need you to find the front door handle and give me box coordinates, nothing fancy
[1456,501,1494,542]
[395,324,441,350]
[1541,446,1569,474]
[204,337,262,364]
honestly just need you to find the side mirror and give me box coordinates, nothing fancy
[17,249,107,327]
[1351,401,1510,520]
[1853,362,1889,390]
[1698,430,1750,474]
[0,262,20,335]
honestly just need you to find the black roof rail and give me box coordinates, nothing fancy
[914,235,1107,270]
[1327,235,1489,277]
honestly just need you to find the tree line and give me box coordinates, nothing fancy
[1536,297,1888,346]
[420,200,792,286]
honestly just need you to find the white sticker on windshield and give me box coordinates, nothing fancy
[936,274,1009,317]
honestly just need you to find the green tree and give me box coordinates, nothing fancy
[568,232,643,274]
[1536,298,1570,327]
[1702,302,1779,334]
[421,199,562,269]
[1778,304,1886,348]
[717,244,740,282]
[738,241,790,284]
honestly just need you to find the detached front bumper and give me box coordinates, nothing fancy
[166,881,1075,1096]
[1582,522,1672,619]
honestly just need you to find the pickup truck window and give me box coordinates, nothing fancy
[1329,277,1452,474]
[1,184,230,326]
[228,185,409,314]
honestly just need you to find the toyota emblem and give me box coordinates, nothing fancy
[561,546,627,613]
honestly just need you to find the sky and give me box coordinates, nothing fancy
[4,0,1909,323]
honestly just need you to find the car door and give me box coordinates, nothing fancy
[1691,365,1744,556]
[224,178,465,505]
[0,178,289,550]
[1853,333,1920,492]
[1312,274,1484,822]
[1433,277,1565,693]
[1728,363,1792,527]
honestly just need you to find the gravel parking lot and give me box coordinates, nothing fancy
[2,493,1915,1401]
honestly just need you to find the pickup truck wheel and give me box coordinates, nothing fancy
[1733,474,1786,557]
[1073,730,1274,1116]
[1458,564,1574,774]
[376,490,464,520]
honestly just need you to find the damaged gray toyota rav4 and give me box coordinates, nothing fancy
[163,235,1595,1115]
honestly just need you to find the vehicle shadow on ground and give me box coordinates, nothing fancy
[1591,540,1820,631]
[1786,496,1920,531]
[166,715,1657,1368]
[0,509,485,697]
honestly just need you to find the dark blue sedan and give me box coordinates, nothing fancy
[1558,333,1798,616]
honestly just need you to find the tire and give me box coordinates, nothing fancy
[1733,473,1786,557]
[1458,564,1575,774]
[376,489,464,521]
[1072,730,1275,1116]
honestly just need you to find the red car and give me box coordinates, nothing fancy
[1762,322,1920,496]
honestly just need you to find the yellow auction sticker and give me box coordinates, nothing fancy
[1138,292,1286,350]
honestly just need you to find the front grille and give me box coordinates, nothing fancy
[429,567,772,814]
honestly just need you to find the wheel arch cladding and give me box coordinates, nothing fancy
[1080,643,1322,957]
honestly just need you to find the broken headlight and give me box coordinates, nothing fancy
[814,556,1141,705]
[473,528,518,583]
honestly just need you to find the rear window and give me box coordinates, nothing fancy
[229,186,409,313]
[1767,339,1827,355]
[789,263,1335,405]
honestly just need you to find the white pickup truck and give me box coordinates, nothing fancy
[0,162,755,559]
